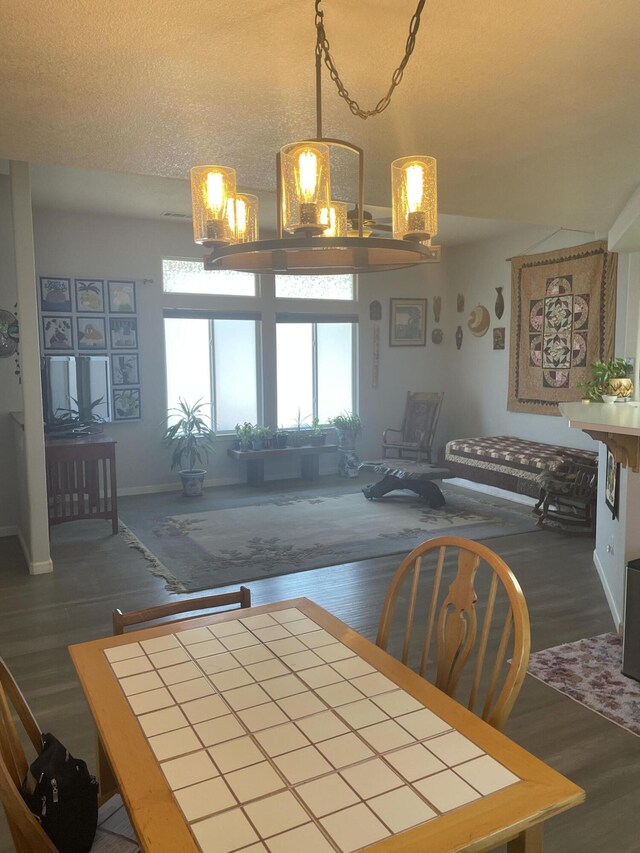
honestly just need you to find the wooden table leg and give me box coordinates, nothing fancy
[97,734,118,805]
[300,454,320,481]
[507,824,544,853]
[247,458,265,486]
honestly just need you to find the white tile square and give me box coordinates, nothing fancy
[372,689,424,717]
[397,708,452,741]
[175,775,236,821]
[255,722,310,757]
[262,674,306,700]
[161,749,219,790]
[105,642,143,663]
[195,714,245,747]
[221,631,261,651]
[266,637,307,657]
[330,656,376,679]
[271,608,305,624]
[341,758,403,800]
[168,677,215,704]
[188,637,226,658]
[314,643,355,663]
[208,620,249,638]
[273,745,332,784]
[277,691,327,720]
[321,802,389,851]
[201,652,244,674]
[210,667,255,692]
[148,726,201,761]
[140,635,180,654]
[368,786,436,833]
[119,671,164,696]
[237,702,289,732]
[298,665,344,690]
[138,705,188,737]
[336,698,388,730]
[295,711,350,744]
[349,672,396,697]
[225,761,285,803]
[253,625,292,642]
[296,773,359,818]
[148,647,190,669]
[454,755,519,795]
[209,735,264,773]
[284,618,320,636]
[315,682,364,708]
[176,626,213,646]
[281,650,324,672]
[265,822,334,853]
[232,645,275,665]
[224,683,270,711]
[316,732,374,768]
[244,790,309,839]
[384,743,447,783]
[358,719,415,752]
[300,631,336,649]
[127,686,174,715]
[415,769,481,812]
[245,659,290,682]
[240,613,278,630]
[158,661,201,686]
[425,731,484,765]
[181,694,229,724]
[110,656,153,678]
[191,807,258,853]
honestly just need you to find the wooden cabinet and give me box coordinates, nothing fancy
[45,435,118,534]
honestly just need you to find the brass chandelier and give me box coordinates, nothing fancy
[191,0,439,275]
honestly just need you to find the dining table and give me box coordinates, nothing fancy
[69,597,584,853]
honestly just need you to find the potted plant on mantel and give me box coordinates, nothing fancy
[579,358,634,402]
[162,398,216,497]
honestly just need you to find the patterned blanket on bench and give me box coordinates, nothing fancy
[443,436,597,498]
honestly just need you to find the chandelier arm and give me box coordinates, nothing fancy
[314,0,426,120]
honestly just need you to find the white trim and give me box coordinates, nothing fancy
[16,527,54,575]
[116,476,242,497]
[593,548,622,628]
[0,525,18,538]
[445,478,537,507]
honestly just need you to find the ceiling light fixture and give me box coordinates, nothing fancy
[191,0,439,275]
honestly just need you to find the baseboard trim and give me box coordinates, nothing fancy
[0,525,18,538]
[445,478,537,507]
[16,528,54,575]
[593,548,622,629]
[117,476,242,497]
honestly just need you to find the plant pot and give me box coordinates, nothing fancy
[179,469,206,497]
[606,377,634,399]
[232,438,241,450]
[263,437,273,449]
[337,429,357,452]
[251,439,264,450]
[275,433,288,448]
[310,433,327,446]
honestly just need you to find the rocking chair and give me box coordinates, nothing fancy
[383,391,444,463]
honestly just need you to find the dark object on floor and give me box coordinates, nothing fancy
[533,454,598,532]
[112,586,251,634]
[227,444,338,485]
[360,459,449,507]
[382,391,444,463]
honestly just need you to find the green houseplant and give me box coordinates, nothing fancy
[288,409,311,447]
[162,398,216,496]
[309,416,327,446]
[329,411,362,449]
[579,358,633,401]
[235,421,253,450]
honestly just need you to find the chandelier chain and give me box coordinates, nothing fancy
[314,0,426,120]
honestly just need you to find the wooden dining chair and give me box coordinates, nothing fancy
[0,656,140,852]
[376,536,530,730]
[112,586,252,635]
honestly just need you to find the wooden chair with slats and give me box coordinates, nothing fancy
[112,586,252,635]
[0,657,139,852]
[382,391,444,463]
[376,536,531,730]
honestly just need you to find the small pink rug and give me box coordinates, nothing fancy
[527,633,640,737]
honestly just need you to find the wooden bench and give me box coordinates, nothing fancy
[227,444,338,486]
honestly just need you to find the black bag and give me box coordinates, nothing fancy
[22,732,99,853]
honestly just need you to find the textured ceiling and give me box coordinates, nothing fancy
[1,0,640,232]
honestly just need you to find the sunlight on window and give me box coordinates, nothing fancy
[163,259,255,296]
[164,317,212,426]
[317,324,353,421]
[275,274,354,300]
[214,320,258,430]
[276,324,313,428]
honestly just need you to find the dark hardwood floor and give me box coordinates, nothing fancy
[0,485,638,852]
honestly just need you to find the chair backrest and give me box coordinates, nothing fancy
[376,536,530,730]
[401,391,443,450]
[112,586,252,635]
[0,658,56,852]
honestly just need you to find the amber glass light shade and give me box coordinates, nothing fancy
[391,156,437,241]
[191,165,237,246]
[320,201,348,237]
[280,142,331,235]
[233,193,259,243]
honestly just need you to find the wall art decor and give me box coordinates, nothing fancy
[372,324,380,388]
[605,447,619,519]
[389,298,427,347]
[495,286,505,319]
[40,277,72,313]
[0,309,18,357]
[493,327,506,350]
[75,279,105,313]
[77,317,107,349]
[455,325,463,350]
[42,316,73,350]
[108,280,136,313]
[110,317,138,349]
[433,295,441,323]
[432,328,443,345]
[457,293,465,313]
[112,353,140,386]
[113,388,141,420]
[508,240,617,415]
[369,300,382,321]
[467,305,490,337]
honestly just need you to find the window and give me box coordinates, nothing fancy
[163,258,256,296]
[164,315,259,431]
[275,273,355,301]
[276,320,356,426]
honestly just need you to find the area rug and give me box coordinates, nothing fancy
[119,483,536,593]
[527,633,640,737]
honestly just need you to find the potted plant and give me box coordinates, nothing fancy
[235,422,253,450]
[579,358,633,401]
[309,416,327,446]
[162,398,216,497]
[275,426,289,449]
[329,411,362,450]
[50,395,106,435]
[288,409,310,447]
[250,424,269,450]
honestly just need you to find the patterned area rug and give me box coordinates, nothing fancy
[527,633,640,737]
[119,482,536,593]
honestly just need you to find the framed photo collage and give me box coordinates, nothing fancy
[39,277,142,421]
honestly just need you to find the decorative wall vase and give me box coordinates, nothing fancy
[369,300,382,321]
[432,328,443,345]
[456,325,463,350]
[457,293,465,313]
[467,305,490,337]
[495,286,504,319]
[433,296,441,323]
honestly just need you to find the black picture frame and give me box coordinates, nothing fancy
[605,447,620,519]
[75,279,105,313]
[109,317,138,349]
[40,277,72,313]
[108,280,136,314]
[77,317,107,350]
[113,387,141,421]
[389,298,427,347]
[41,316,74,350]
[111,353,139,386]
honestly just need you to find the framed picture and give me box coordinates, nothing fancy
[108,280,136,313]
[42,316,73,350]
[493,327,506,350]
[111,353,139,385]
[109,317,138,349]
[77,317,107,349]
[40,277,72,313]
[113,388,141,420]
[605,447,620,519]
[389,298,427,347]
[75,279,104,313]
